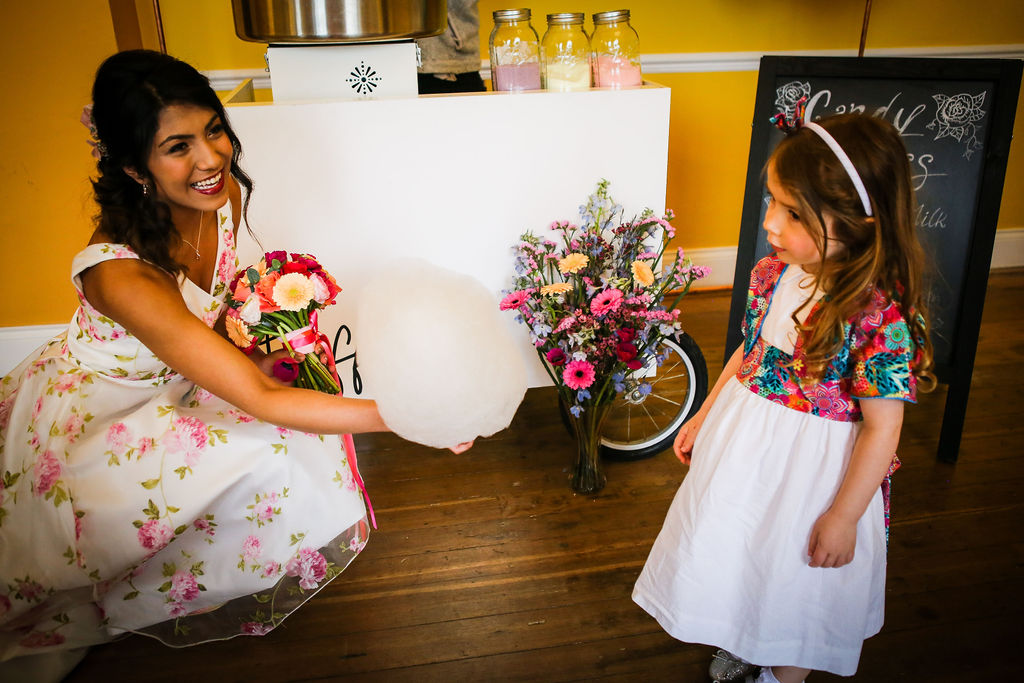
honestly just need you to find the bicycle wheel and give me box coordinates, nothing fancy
[600,331,708,461]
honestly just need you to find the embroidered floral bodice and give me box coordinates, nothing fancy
[737,254,918,422]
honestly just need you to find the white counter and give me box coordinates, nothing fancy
[225,84,670,394]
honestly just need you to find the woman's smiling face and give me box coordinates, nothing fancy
[144,103,232,213]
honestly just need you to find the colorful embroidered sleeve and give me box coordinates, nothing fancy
[849,295,917,402]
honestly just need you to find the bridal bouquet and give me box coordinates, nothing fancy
[226,251,343,394]
[501,180,709,492]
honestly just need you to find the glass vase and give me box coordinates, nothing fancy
[566,400,611,495]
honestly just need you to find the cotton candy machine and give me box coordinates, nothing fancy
[231,0,447,101]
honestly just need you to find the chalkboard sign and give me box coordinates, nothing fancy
[726,56,1022,462]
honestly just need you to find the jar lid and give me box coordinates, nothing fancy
[493,8,531,22]
[547,12,585,25]
[593,9,630,24]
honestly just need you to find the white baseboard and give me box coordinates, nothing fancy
[0,324,66,377]
[3,229,1021,377]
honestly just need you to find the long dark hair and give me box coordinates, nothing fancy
[770,113,935,390]
[90,49,255,276]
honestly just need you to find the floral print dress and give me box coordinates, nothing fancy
[633,255,918,676]
[0,202,369,662]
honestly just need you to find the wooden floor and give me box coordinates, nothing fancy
[69,270,1024,682]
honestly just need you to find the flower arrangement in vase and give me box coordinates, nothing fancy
[500,180,709,494]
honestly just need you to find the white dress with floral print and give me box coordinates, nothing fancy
[0,203,369,661]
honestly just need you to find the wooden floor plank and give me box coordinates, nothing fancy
[66,269,1024,681]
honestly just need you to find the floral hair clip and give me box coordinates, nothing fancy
[80,104,108,160]
[769,95,809,133]
[768,95,873,217]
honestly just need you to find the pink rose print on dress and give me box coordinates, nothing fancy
[16,579,46,602]
[19,630,66,648]
[276,426,292,439]
[218,249,235,286]
[0,594,10,617]
[166,600,188,618]
[242,535,262,561]
[261,561,281,578]
[137,437,157,458]
[53,372,81,394]
[138,519,174,551]
[241,621,272,635]
[63,413,85,442]
[166,416,208,467]
[348,536,367,553]
[285,548,328,590]
[228,409,256,423]
[193,518,216,537]
[33,450,62,497]
[0,396,13,432]
[32,397,44,421]
[168,570,201,603]
[106,422,133,455]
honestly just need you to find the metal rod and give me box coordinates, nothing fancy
[858,0,873,58]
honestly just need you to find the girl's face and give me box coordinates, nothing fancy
[763,162,828,269]
[143,103,233,214]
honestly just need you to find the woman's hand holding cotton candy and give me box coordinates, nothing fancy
[354,259,527,450]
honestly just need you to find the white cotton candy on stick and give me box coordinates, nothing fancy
[354,258,527,449]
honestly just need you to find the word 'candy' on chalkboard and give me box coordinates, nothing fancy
[726,56,1022,463]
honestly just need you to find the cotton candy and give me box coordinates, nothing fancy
[354,259,527,449]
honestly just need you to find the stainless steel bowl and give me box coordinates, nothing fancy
[232,0,447,43]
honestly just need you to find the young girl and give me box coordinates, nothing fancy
[0,50,469,678]
[632,111,934,682]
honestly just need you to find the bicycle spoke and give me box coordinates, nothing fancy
[647,393,682,406]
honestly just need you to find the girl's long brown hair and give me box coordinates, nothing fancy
[770,113,935,390]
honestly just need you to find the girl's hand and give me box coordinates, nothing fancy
[673,410,707,465]
[449,440,474,454]
[807,509,857,568]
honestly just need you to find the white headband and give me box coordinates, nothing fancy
[802,121,873,217]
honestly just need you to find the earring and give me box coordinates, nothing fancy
[142,183,150,197]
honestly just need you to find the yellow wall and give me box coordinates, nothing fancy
[2,1,1022,327]
[157,0,1024,247]
[0,2,119,327]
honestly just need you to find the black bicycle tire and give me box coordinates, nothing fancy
[600,331,709,461]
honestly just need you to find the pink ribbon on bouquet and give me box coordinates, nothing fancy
[282,310,377,529]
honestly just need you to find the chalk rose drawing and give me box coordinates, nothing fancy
[775,81,812,118]
[927,92,987,159]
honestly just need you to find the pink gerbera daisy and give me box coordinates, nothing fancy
[499,290,531,310]
[590,289,623,316]
[563,360,596,390]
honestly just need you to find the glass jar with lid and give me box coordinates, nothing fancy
[591,9,642,88]
[541,13,591,91]
[489,8,541,92]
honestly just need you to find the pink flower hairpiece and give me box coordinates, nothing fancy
[80,104,107,160]
[768,96,873,217]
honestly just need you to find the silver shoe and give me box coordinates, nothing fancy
[709,649,760,682]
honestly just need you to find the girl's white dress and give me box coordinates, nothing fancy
[633,257,917,676]
[0,202,369,661]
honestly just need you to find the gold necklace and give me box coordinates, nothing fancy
[182,210,203,261]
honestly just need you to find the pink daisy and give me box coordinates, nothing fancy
[563,360,596,390]
[499,290,531,311]
[589,289,623,316]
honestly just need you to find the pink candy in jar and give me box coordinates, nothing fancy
[591,9,642,88]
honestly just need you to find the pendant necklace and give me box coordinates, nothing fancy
[182,210,204,261]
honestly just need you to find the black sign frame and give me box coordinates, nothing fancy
[725,56,1022,462]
